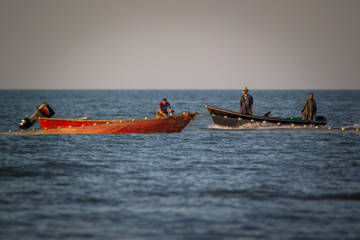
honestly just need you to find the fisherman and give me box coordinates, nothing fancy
[301,93,317,121]
[157,98,174,117]
[239,87,253,115]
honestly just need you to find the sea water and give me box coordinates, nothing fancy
[1,90,360,240]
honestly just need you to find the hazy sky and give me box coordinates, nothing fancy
[1,0,359,90]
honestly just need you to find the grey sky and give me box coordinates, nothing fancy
[1,0,359,90]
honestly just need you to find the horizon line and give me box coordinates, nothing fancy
[0,88,359,91]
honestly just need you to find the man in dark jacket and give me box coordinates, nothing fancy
[239,87,253,115]
[301,93,317,121]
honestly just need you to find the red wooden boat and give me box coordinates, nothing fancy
[33,112,198,134]
[8,102,198,135]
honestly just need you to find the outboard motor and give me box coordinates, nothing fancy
[315,116,326,121]
[19,102,55,129]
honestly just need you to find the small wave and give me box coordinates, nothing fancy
[296,193,360,201]
[208,123,305,130]
[206,189,252,199]
[206,189,360,201]
[343,123,360,128]
[326,193,360,201]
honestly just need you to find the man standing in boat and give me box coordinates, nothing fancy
[301,93,317,121]
[239,87,253,115]
[157,98,174,117]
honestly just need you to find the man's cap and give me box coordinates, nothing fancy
[243,87,249,92]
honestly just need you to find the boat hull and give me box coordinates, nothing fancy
[29,112,198,134]
[205,105,327,127]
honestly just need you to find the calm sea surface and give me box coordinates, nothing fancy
[1,90,360,240]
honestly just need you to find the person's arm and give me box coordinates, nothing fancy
[250,96,253,114]
[167,103,174,115]
[239,97,243,113]
[313,101,317,117]
[300,101,306,115]
[158,107,167,116]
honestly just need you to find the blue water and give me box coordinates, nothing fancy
[1,90,360,240]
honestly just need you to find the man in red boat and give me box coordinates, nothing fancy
[239,87,253,115]
[157,98,174,117]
